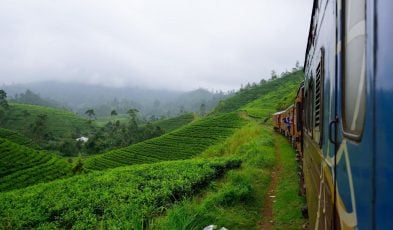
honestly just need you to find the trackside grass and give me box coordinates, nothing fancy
[151,123,277,229]
[0,158,241,229]
[272,133,306,229]
[85,112,244,170]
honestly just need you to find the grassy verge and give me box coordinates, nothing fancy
[272,133,306,229]
[151,122,276,229]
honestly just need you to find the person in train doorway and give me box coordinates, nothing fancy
[285,116,291,137]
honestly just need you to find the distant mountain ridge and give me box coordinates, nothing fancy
[2,81,230,117]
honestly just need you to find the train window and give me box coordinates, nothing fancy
[342,0,366,139]
[296,102,302,132]
[305,80,314,136]
[314,49,324,146]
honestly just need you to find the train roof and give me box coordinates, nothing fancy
[304,0,319,69]
[273,110,286,116]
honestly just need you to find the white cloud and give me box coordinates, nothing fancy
[0,0,312,91]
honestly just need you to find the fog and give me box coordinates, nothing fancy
[0,0,312,91]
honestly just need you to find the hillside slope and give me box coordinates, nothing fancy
[151,112,195,132]
[0,128,39,149]
[213,70,303,114]
[0,138,73,191]
[85,112,244,170]
[1,103,95,145]
[0,69,305,229]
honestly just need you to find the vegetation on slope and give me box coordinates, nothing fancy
[1,103,94,143]
[0,68,306,229]
[240,75,301,121]
[0,128,39,149]
[151,112,195,132]
[0,158,241,229]
[84,112,244,170]
[152,123,276,229]
[213,70,303,114]
[0,138,73,192]
[272,133,306,228]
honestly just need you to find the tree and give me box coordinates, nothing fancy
[0,90,9,123]
[260,79,267,85]
[271,70,278,80]
[200,103,206,116]
[85,109,96,120]
[0,90,9,110]
[31,114,48,142]
[127,108,139,121]
[110,110,117,116]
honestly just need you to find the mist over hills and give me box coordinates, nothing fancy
[2,81,231,118]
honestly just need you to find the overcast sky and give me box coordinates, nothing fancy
[0,0,312,91]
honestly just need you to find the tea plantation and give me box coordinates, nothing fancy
[0,128,39,149]
[0,138,72,192]
[85,112,244,170]
[0,158,241,229]
[151,112,195,132]
[1,103,94,139]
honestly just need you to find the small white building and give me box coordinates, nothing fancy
[76,136,89,143]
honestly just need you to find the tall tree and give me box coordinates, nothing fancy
[200,103,206,116]
[127,108,139,121]
[0,89,9,110]
[85,109,96,120]
[31,114,48,142]
[110,110,117,116]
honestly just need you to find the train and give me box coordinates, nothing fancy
[273,0,393,229]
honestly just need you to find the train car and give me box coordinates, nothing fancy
[272,110,285,132]
[294,85,304,153]
[302,0,393,229]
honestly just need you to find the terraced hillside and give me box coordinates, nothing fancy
[1,103,94,140]
[240,76,301,120]
[0,138,72,192]
[0,128,39,149]
[0,69,306,229]
[152,112,195,132]
[213,70,303,114]
[85,112,244,170]
[0,157,241,229]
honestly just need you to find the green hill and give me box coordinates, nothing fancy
[85,112,244,170]
[0,138,73,192]
[0,128,39,149]
[0,157,240,229]
[152,112,195,132]
[0,69,306,229]
[214,70,303,114]
[1,103,94,138]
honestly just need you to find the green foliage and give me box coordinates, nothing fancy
[0,138,72,192]
[84,119,164,155]
[0,89,9,110]
[213,70,303,114]
[0,128,39,149]
[84,112,244,170]
[0,103,95,152]
[0,158,241,229]
[11,89,59,108]
[152,113,195,132]
[153,124,275,229]
[272,134,306,228]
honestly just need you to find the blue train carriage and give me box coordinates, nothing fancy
[303,0,393,229]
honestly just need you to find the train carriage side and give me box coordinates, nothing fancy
[304,0,393,229]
